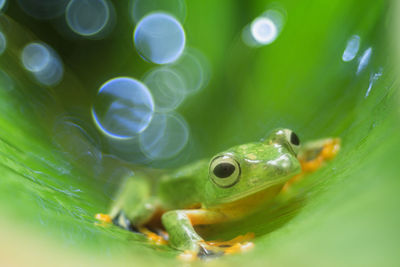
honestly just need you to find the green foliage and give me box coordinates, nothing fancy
[0,0,398,266]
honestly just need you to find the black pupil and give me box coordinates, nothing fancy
[290,132,300,145]
[213,163,235,178]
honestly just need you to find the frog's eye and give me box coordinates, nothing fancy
[209,156,241,188]
[264,128,301,155]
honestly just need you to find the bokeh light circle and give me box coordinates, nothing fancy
[0,0,6,11]
[131,0,187,23]
[144,67,186,112]
[169,47,210,95]
[262,9,286,30]
[250,17,278,45]
[342,35,360,62]
[134,12,186,64]
[106,136,150,164]
[243,8,286,47]
[22,43,51,72]
[34,56,64,86]
[357,47,372,75]
[66,0,110,37]
[92,77,154,139]
[21,42,64,86]
[139,112,189,160]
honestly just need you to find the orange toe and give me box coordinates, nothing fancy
[206,232,254,247]
[224,241,254,255]
[139,227,168,245]
[95,213,112,223]
[321,138,341,160]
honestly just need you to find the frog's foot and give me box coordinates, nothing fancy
[94,213,113,227]
[111,211,140,232]
[138,227,168,245]
[283,138,341,192]
[207,232,255,255]
[178,243,224,262]
[95,211,140,232]
[178,233,254,262]
[95,213,112,223]
[299,138,341,172]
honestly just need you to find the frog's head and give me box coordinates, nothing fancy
[205,128,302,205]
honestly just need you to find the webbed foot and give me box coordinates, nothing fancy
[95,211,139,232]
[178,232,255,262]
[138,227,168,245]
[206,232,254,255]
[112,211,140,232]
[178,243,224,262]
[95,213,112,223]
[299,138,341,172]
[283,138,341,191]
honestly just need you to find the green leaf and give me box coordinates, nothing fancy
[0,0,398,266]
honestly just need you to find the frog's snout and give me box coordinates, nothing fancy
[265,153,298,176]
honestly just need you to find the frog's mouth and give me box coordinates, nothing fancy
[217,174,294,204]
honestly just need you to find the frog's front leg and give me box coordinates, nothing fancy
[96,175,158,232]
[283,137,340,191]
[298,137,341,172]
[161,209,226,255]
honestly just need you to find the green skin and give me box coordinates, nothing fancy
[109,128,321,253]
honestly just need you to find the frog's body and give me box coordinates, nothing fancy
[97,128,340,259]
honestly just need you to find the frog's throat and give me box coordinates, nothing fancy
[216,175,292,204]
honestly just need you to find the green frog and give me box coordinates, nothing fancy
[96,128,340,260]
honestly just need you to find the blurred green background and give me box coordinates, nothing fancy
[0,0,399,266]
